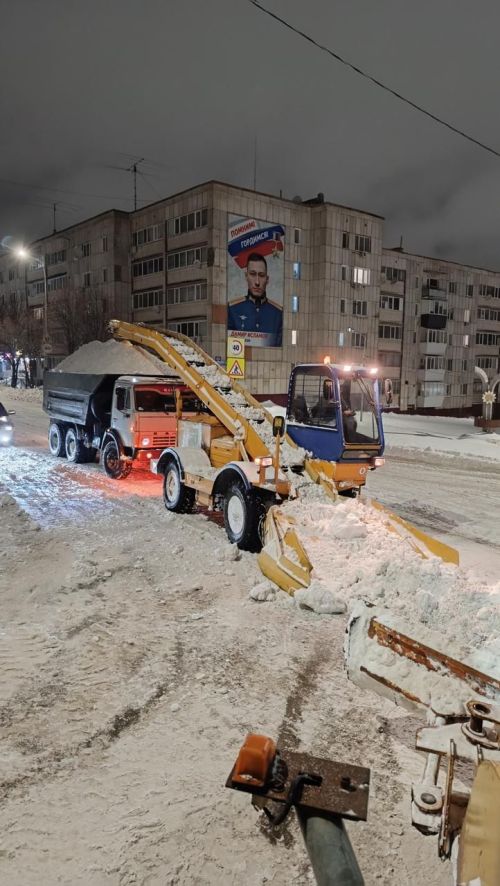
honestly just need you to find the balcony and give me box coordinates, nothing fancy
[421,313,447,329]
[420,340,447,356]
[417,368,446,382]
[422,285,447,300]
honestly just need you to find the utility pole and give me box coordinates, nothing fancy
[128,158,145,210]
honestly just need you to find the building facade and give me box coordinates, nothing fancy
[1,180,499,411]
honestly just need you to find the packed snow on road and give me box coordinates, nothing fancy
[0,383,499,885]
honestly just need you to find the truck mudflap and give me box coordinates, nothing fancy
[258,506,313,595]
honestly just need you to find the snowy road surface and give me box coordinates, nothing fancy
[0,387,499,885]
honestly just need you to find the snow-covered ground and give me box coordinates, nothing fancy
[0,388,499,885]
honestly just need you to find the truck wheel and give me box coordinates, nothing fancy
[48,422,66,458]
[223,482,263,552]
[102,440,132,480]
[163,460,195,513]
[65,427,87,464]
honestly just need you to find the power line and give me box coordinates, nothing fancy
[246,0,500,160]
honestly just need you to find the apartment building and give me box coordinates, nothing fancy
[1,180,499,411]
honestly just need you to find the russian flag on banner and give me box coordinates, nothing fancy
[228,218,285,269]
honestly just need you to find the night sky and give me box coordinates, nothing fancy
[1,0,500,268]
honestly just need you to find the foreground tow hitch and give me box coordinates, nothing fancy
[226,733,370,885]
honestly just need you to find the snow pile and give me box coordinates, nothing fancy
[295,580,347,614]
[282,496,500,667]
[55,339,178,377]
[0,385,43,402]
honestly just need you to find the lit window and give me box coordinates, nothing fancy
[463,335,469,347]
[338,332,345,347]
[291,330,297,345]
[291,295,299,313]
[353,267,370,285]
[292,261,301,280]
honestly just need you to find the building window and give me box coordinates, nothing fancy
[133,255,164,277]
[463,334,470,347]
[462,383,468,395]
[83,272,91,287]
[462,359,468,371]
[292,261,301,280]
[479,284,499,298]
[354,234,371,253]
[351,331,366,348]
[377,351,402,367]
[294,228,301,245]
[467,283,474,298]
[340,299,346,314]
[341,265,348,282]
[8,269,15,281]
[352,300,367,316]
[476,331,500,346]
[132,223,164,247]
[167,246,207,271]
[382,266,406,283]
[167,209,208,237]
[477,355,498,370]
[33,307,44,321]
[102,268,108,283]
[46,274,67,292]
[420,356,446,370]
[447,359,453,371]
[291,330,297,345]
[477,306,500,321]
[46,249,66,266]
[169,318,207,342]
[133,288,164,309]
[419,382,446,397]
[464,308,470,323]
[102,236,108,252]
[378,324,402,340]
[352,267,370,285]
[342,232,350,249]
[166,281,207,305]
[449,281,457,294]
[380,295,401,311]
[415,276,419,288]
[446,384,451,395]
[338,332,345,347]
[82,242,91,258]
[291,294,299,313]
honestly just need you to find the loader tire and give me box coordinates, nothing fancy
[102,440,132,480]
[48,422,66,458]
[163,459,195,513]
[223,482,264,553]
[65,427,88,464]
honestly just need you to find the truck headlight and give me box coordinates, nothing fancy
[141,437,150,446]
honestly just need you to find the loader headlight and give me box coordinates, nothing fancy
[255,456,273,467]
[0,415,8,423]
[373,457,385,467]
[141,437,150,446]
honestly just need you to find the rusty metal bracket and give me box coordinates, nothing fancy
[227,749,370,821]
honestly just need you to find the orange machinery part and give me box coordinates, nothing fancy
[232,734,277,789]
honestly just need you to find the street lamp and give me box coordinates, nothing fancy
[15,247,49,348]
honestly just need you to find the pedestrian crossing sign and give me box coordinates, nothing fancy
[227,357,245,379]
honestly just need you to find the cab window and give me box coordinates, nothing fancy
[288,369,337,428]
[115,387,130,412]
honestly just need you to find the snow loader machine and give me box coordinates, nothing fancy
[109,320,457,594]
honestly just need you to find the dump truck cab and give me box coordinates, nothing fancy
[286,362,385,491]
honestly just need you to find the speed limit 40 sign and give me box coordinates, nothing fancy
[227,336,245,358]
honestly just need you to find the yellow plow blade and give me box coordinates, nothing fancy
[368,498,459,565]
[257,506,313,595]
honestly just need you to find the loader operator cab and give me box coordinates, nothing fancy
[286,363,384,462]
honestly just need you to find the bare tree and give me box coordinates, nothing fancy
[0,292,41,387]
[52,288,109,355]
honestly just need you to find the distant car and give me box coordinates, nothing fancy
[0,402,15,445]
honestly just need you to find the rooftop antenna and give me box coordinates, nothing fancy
[52,202,58,233]
[127,158,145,210]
